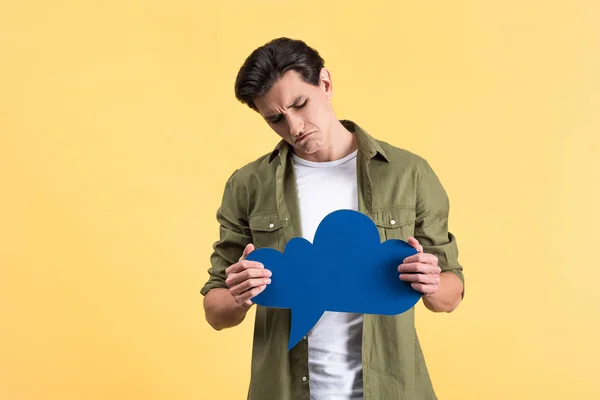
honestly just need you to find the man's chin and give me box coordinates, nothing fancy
[294,146,319,157]
[295,139,322,154]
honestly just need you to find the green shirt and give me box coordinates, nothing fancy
[201,120,464,400]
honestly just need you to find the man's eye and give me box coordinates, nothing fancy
[295,100,307,109]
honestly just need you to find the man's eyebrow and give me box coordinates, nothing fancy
[265,96,304,121]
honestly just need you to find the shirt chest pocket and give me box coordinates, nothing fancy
[371,207,416,242]
[249,212,285,251]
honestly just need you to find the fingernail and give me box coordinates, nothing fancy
[266,279,272,284]
[266,270,272,277]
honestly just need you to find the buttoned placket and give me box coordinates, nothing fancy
[356,150,374,400]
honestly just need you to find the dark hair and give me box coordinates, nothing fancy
[234,37,325,111]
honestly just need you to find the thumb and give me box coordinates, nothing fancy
[239,243,255,261]
[407,236,423,253]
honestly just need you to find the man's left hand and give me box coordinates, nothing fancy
[398,237,441,296]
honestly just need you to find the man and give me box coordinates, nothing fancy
[201,37,464,400]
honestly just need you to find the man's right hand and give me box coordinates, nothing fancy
[225,243,272,306]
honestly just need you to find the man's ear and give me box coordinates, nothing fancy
[319,67,333,99]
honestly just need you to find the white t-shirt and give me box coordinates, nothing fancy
[292,149,364,400]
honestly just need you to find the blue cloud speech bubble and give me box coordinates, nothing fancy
[245,209,421,350]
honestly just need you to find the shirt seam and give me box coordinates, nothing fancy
[415,159,429,199]
[232,170,249,218]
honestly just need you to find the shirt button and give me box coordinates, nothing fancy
[390,219,396,225]
[269,223,274,229]
[285,217,289,221]
[302,376,307,382]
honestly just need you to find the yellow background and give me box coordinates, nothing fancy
[1,1,599,399]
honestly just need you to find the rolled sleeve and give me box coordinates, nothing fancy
[415,160,465,294]
[200,170,252,296]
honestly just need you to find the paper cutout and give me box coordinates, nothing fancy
[245,209,421,350]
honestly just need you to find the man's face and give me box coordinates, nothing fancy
[254,69,334,159]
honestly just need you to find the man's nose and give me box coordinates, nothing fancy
[287,114,304,137]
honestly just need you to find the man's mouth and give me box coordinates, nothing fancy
[296,131,315,143]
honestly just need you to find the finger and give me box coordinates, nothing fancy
[237,284,267,305]
[225,259,264,276]
[402,252,438,265]
[239,243,256,262]
[229,277,272,296]
[226,268,272,288]
[398,263,441,275]
[399,273,440,284]
[407,237,423,253]
[403,252,436,264]
[410,282,439,295]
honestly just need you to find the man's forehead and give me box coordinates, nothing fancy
[257,92,301,111]
[255,77,309,116]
